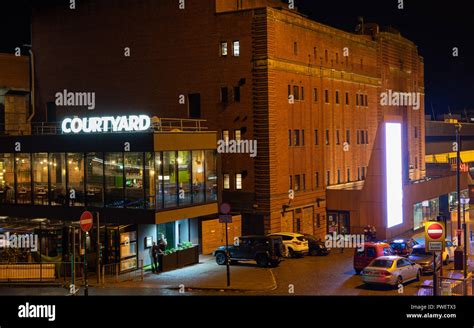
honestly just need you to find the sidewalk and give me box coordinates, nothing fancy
[103,255,277,292]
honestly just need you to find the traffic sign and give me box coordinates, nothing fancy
[219,215,233,224]
[424,221,445,252]
[220,203,231,215]
[80,211,94,232]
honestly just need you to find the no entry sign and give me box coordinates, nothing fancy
[80,211,94,232]
[424,221,445,252]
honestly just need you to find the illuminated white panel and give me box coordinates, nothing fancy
[385,123,403,228]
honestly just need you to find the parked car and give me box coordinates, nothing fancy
[361,256,422,287]
[213,235,284,267]
[302,233,330,256]
[408,245,442,274]
[389,239,418,257]
[354,242,395,274]
[443,240,456,264]
[267,232,309,258]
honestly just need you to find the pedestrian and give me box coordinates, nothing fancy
[363,225,370,241]
[370,225,377,242]
[151,242,159,273]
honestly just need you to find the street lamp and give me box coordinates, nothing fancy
[460,197,470,278]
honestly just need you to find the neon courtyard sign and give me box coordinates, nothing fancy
[61,115,151,134]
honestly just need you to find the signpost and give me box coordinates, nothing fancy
[80,211,93,296]
[425,221,446,296]
[220,203,232,287]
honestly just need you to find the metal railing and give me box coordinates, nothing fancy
[418,273,473,296]
[101,260,144,285]
[0,262,85,285]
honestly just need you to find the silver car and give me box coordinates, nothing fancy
[362,256,422,286]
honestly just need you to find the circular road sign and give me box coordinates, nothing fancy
[220,203,231,215]
[80,211,94,233]
[427,222,444,240]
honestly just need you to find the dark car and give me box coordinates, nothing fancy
[389,239,419,257]
[408,245,442,274]
[213,235,284,267]
[302,234,330,256]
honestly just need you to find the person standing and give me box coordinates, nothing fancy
[151,242,159,273]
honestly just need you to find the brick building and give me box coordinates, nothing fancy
[29,0,464,241]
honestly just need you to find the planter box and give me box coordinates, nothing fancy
[177,246,199,268]
[158,245,199,272]
[158,252,178,272]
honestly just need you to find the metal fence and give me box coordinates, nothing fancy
[0,262,85,285]
[418,273,473,296]
[101,260,144,285]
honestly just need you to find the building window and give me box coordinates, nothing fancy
[357,130,360,144]
[67,153,84,206]
[364,95,368,107]
[365,130,369,144]
[288,85,292,98]
[361,130,365,144]
[345,92,349,105]
[223,174,230,190]
[223,130,229,144]
[235,174,242,190]
[234,86,241,102]
[356,94,359,106]
[220,87,229,103]
[188,93,201,118]
[326,130,330,145]
[326,171,330,186]
[347,168,351,182]
[301,130,305,146]
[86,152,104,208]
[314,129,319,145]
[337,169,341,184]
[313,88,318,102]
[232,41,240,57]
[414,127,418,139]
[357,168,361,180]
[315,172,319,188]
[302,174,306,191]
[360,94,365,107]
[362,167,366,180]
[336,130,340,145]
[301,86,305,101]
[294,42,298,55]
[325,90,329,103]
[220,42,228,56]
[177,151,192,206]
[346,129,350,144]
[205,150,218,202]
[293,86,300,100]
[325,49,328,62]
[415,157,418,170]
[289,176,293,190]
[294,130,300,146]
[105,152,124,208]
[289,130,292,146]
[235,129,242,142]
[316,213,321,229]
[335,91,340,104]
[294,175,300,191]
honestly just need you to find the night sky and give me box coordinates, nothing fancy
[2,0,473,116]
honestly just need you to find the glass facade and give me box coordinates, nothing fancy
[0,151,217,209]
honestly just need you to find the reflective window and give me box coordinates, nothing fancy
[0,153,14,204]
[155,153,163,209]
[205,150,217,201]
[145,152,156,209]
[192,151,205,204]
[178,151,192,206]
[67,153,84,206]
[163,151,177,208]
[105,153,124,208]
[50,153,66,206]
[33,153,49,205]
[125,153,144,209]
[86,153,104,207]
[16,154,32,204]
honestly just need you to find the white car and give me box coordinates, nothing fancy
[268,232,309,258]
[442,240,456,264]
[362,256,422,286]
